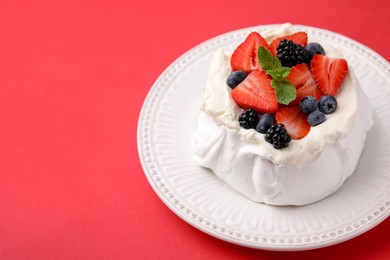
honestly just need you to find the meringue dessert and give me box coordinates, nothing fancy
[192,24,373,206]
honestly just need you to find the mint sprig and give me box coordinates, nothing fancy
[258,47,282,71]
[258,47,296,105]
[271,79,297,105]
[266,67,291,80]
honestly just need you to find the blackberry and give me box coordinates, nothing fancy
[277,39,310,67]
[265,124,291,149]
[238,109,259,129]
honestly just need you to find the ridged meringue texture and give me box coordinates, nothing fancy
[192,24,373,206]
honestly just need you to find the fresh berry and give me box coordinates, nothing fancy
[230,32,270,73]
[226,71,247,89]
[318,95,337,114]
[275,106,310,139]
[231,70,278,113]
[238,109,259,129]
[256,113,275,134]
[310,54,349,96]
[299,96,318,114]
[277,39,311,67]
[286,63,322,105]
[265,123,291,149]
[307,111,326,126]
[305,42,325,61]
[269,32,308,56]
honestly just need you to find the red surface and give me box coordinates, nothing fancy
[0,0,389,259]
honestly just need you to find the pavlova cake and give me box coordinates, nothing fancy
[192,24,373,206]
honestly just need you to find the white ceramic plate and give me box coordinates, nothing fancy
[137,24,390,251]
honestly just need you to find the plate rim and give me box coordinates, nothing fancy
[137,24,390,251]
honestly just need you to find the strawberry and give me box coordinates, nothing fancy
[276,106,310,139]
[269,32,308,56]
[230,32,270,73]
[310,54,349,96]
[287,63,322,105]
[231,70,278,113]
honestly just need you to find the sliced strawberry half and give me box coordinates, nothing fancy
[269,31,308,56]
[310,54,349,96]
[230,32,270,73]
[287,63,322,105]
[231,70,278,113]
[276,106,310,139]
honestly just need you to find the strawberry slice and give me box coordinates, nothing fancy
[310,54,349,96]
[230,32,270,73]
[269,31,308,56]
[231,70,278,113]
[276,106,310,139]
[287,63,322,105]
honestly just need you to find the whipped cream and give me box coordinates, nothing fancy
[192,24,373,205]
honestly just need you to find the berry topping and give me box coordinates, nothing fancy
[299,96,319,114]
[269,32,308,56]
[238,109,259,129]
[230,32,270,73]
[276,106,310,139]
[318,95,337,114]
[310,54,349,96]
[226,71,247,89]
[305,42,325,61]
[307,111,326,126]
[265,124,291,149]
[286,63,322,105]
[277,39,310,67]
[231,70,279,114]
[256,113,275,134]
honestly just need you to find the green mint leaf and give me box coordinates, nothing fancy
[258,46,282,71]
[279,67,291,78]
[271,79,296,105]
[266,67,291,80]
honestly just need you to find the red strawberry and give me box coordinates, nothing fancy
[269,32,308,56]
[231,70,278,113]
[310,54,349,96]
[276,106,310,139]
[230,32,270,73]
[287,63,322,105]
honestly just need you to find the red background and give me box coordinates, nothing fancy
[0,0,389,259]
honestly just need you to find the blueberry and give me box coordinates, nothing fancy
[226,71,247,89]
[307,111,326,126]
[305,42,325,60]
[299,96,318,114]
[256,114,275,134]
[318,95,337,114]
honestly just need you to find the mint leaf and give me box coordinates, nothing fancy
[258,47,282,71]
[271,79,296,105]
[266,67,291,80]
[257,46,296,104]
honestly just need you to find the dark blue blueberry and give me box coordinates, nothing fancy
[299,96,318,114]
[307,111,326,126]
[226,70,247,89]
[256,114,275,134]
[318,95,337,114]
[305,42,325,60]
